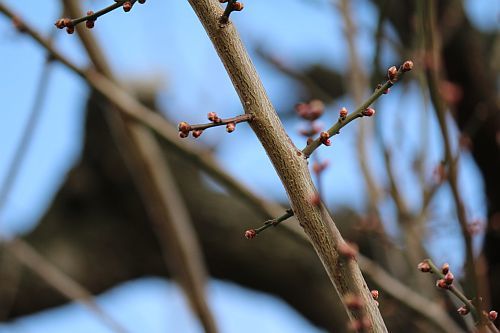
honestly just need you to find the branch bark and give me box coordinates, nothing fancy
[186,1,386,330]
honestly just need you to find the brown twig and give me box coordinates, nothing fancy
[360,256,465,333]
[244,209,293,239]
[0,4,278,227]
[418,258,498,331]
[55,0,144,33]
[178,113,253,138]
[302,62,413,158]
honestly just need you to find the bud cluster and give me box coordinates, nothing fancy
[178,112,252,139]
[55,0,146,33]
[386,60,414,83]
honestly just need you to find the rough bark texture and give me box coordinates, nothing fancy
[186,0,386,331]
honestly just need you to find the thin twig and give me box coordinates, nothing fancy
[245,209,293,238]
[55,0,141,33]
[424,259,479,322]
[178,113,253,138]
[0,4,278,225]
[302,64,412,158]
[360,256,466,333]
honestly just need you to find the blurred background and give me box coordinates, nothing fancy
[0,0,498,332]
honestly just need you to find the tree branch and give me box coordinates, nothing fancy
[185,0,386,330]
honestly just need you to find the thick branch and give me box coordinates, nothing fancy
[185,0,386,330]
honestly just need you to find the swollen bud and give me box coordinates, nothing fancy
[417,261,431,272]
[244,229,256,239]
[457,306,470,316]
[362,108,375,117]
[387,66,398,81]
[402,60,414,72]
[192,130,203,138]
[339,107,348,119]
[226,122,236,133]
[232,2,244,11]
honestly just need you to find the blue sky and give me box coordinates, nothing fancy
[0,0,497,332]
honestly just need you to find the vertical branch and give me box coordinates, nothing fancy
[185,1,386,331]
[62,1,218,332]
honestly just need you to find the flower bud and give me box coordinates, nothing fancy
[417,261,431,272]
[371,290,379,300]
[226,122,236,133]
[441,263,449,274]
[436,278,449,289]
[387,66,398,81]
[192,130,203,138]
[339,107,348,119]
[178,121,191,133]
[444,271,454,285]
[319,131,331,146]
[207,112,216,121]
[362,108,375,117]
[402,60,414,72]
[55,18,66,29]
[489,310,498,321]
[232,2,244,11]
[244,229,256,239]
[457,306,470,316]
[123,1,133,12]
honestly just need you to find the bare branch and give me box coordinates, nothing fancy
[185,0,387,330]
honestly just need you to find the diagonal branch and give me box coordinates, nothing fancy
[185,0,386,331]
